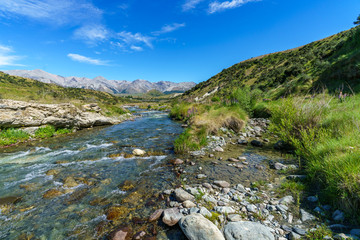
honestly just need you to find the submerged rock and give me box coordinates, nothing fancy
[224,221,274,240]
[179,213,225,240]
[43,189,63,199]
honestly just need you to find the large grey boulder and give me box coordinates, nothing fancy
[179,213,225,240]
[162,208,183,226]
[224,221,274,240]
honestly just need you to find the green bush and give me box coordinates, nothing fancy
[35,126,55,139]
[55,128,72,135]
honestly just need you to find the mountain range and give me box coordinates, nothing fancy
[3,69,196,94]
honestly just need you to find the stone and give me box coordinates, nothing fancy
[224,221,274,240]
[274,162,287,170]
[228,158,239,162]
[179,213,225,240]
[281,225,292,232]
[214,180,230,188]
[250,140,263,147]
[174,188,195,202]
[43,189,63,199]
[133,231,146,240]
[199,207,212,218]
[162,208,182,226]
[214,206,235,214]
[171,158,184,165]
[46,169,59,176]
[183,200,196,208]
[112,228,129,240]
[234,184,246,193]
[149,209,164,222]
[279,196,294,205]
[227,214,242,222]
[292,227,307,235]
[63,176,79,188]
[246,204,257,213]
[202,183,212,190]
[276,204,288,213]
[132,149,146,156]
[214,146,224,152]
[307,196,318,202]
[197,174,207,179]
[289,232,301,240]
[329,224,350,232]
[334,233,354,240]
[300,209,315,222]
[237,139,248,145]
[333,210,345,222]
[189,207,200,214]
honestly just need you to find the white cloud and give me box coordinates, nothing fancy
[208,0,259,14]
[0,0,102,25]
[67,53,108,65]
[74,24,109,42]
[0,44,24,66]
[130,46,143,52]
[152,23,186,36]
[182,0,205,11]
[117,31,154,49]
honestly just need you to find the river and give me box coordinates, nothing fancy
[0,109,185,239]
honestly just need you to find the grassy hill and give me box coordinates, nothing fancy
[0,71,130,114]
[182,26,360,101]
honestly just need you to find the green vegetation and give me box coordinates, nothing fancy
[0,129,29,146]
[305,225,333,240]
[270,94,360,222]
[182,26,360,101]
[206,212,221,224]
[355,14,360,25]
[0,72,130,116]
[34,126,56,139]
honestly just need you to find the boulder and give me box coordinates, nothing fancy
[224,221,274,240]
[300,209,316,222]
[179,213,225,240]
[174,188,195,202]
[183,200,197,208]
[162,208,182,226]
[250,140,263,147]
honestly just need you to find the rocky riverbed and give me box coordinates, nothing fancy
[117,118,359,240]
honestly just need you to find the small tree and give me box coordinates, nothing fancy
[354,14,360,25]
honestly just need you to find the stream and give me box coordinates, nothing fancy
[0,109,284,239]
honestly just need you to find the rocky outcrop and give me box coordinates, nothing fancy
[0,99,130,129]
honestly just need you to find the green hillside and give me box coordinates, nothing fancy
[182,26,360,101]
[0,71,130,110]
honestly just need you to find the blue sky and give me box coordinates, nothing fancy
[0,0,359,83]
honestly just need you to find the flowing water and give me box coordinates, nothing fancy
[0,109,285,239]
[0,109,184,239]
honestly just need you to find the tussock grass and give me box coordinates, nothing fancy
[0,129,29,146]
[270,93,360,222]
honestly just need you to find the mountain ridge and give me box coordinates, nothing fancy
[3,69,196,94]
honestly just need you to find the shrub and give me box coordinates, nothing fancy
[35,126,55,139]
[0,128,29,146]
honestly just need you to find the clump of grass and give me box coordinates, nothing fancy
[35,125,56,139]
[270,94,360,222]
[194,189,205,202]
[0,128,29,146]
[305,225,332,240]
[206,212,221,224]
[55,128,72,135]
[174,127,208,154]
[278,180,305,207]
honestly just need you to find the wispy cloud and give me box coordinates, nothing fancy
[130,46,143,52]
[117,31,154,49]
[152,23,186,36]
[182,0,205,11]
[208,0,259,14]
[67,53,108,65]
[0,0,102,25]
[0,44,24,66]
[74,24,109,42]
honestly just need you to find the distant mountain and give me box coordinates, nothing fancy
[3,69,196,94]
